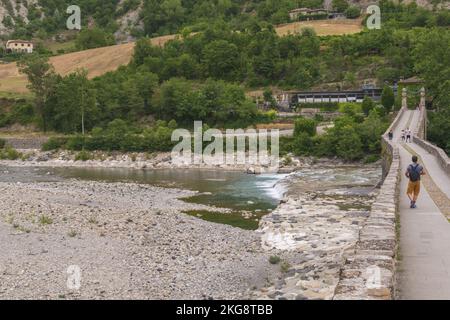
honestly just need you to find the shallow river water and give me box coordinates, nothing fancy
[0,164,381,229]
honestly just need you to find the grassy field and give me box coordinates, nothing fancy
[275,18,363,37]
[0,20,362,95]
[0,34,177,95]
[46,40,76,54]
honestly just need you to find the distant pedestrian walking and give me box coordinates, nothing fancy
[388,130,393,141]
[401,130,406,142]
[406,128,412,143]
[406,155,426,209]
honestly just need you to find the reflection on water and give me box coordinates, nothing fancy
[50,167,287,212]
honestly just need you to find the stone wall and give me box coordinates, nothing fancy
[334,109,405,300]
[2,136,48,150]
[413,138,450,176]
[381,108,406,180]
[413,107,450,176]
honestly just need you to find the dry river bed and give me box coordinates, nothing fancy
[0,161,379,300]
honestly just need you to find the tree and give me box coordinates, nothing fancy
[336,126,363,161]
[381,85,395,112]
[17,55,57,132]
[343,72,356,89]
[362,96,375,115]
[413,28,450,98]
[427,80,450,154]
[263,88,276,108]
[293,132,314,155]
[161,0,185,29]
[75,28,115,50]
[294,118,317,137]
[134,71,159,114]
[132,38,161,66]
[332,0,349,13]
[344,6,360,19]
[357,110,388,153]
[202,40,240,81]
[46,69,98,134]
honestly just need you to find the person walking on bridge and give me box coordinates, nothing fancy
[406,156,426,209]
[388,130,394,141]
[406,128,412,143]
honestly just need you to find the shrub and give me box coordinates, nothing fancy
[66,135,86,151]
[280,261,291,273]
[42,137,68,151]
[0,146,21,160]
[336,127,364,161]
[345,6,361,19]
[332,0,349,12]
[9,103,35,125]
[381,85,395,113]
[39,215,53,225]
[314,113,324,122]
[293,132,315,156]
[269,256,281,265]
[294,118,317,137]
[362,97,375,116]
[339,103,362,116]
[68,230,78,237]
[0,138,5,149]
[75,150,92,162]
[364,154,381,163]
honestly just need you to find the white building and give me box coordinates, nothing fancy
[6,40,34,53]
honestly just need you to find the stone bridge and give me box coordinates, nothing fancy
[335,88,450,300]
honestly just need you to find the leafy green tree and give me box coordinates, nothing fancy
[293,132,314,155]
[332,0,349,13]
[202,40,240,81]
[132,38,161,66]
[362,96,375,116]
[336,126,363,161]
[413,28,450,98]
[17,55,57,132]
[294,118,317,137]
[344,6,360,19]
[75,28,115,50]
[381,85,395,113]
[427,81,450,154]
[134,71,159,114]
[357,110,388,153]
[46,69,98,134]
[263,88,276,107]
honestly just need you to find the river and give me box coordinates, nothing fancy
[0,164,381,230]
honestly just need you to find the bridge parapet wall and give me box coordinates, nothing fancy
[412,107,450,176]
[334,108,405,300]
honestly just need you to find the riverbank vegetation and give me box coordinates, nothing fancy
[281,107,389,162]
[0,139,21,160]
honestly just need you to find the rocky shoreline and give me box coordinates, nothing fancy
[2,148,364,174]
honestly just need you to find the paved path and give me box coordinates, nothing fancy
[394,110,450,300]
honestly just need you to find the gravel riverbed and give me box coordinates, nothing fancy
[0,179,285,300]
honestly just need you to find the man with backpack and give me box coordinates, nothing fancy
[406,156,426,209]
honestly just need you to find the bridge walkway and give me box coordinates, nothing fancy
[394,110,450,300]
